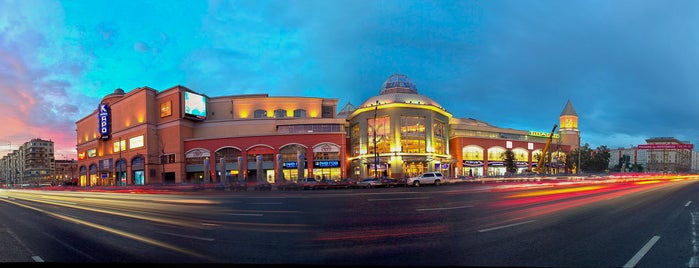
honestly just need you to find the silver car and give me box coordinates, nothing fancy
[407,172,444,187]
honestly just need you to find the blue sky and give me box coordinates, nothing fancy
[1,0,698,158]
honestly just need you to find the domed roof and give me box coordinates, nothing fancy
[358,74,445,111]
[380,73,418,94]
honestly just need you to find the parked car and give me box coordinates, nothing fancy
[357,177,385,188]
[298,177,319,190]
[317,178,350,189]
[407,172,445,187]
[382,177,407,187]
[339,178,359,188]
[276,181,302,191]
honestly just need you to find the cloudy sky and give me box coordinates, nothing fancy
[1,0,698,158]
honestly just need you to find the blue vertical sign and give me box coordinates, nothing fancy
[98,103,111,140]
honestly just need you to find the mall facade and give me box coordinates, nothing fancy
[75,74,580,186]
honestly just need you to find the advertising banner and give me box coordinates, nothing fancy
[638,144,694,150]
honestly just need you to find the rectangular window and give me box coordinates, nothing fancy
[368,116,390,154]
[160,154,175,164]
[113,140,126,153]
[400,116,426,153]
[351,123,360,157]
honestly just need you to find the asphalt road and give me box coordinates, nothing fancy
[0,177,698,267]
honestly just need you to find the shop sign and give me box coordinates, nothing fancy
[98,103,111,140]
[313,160,339,168]
[463,160,483,167]
[638,144,694,150]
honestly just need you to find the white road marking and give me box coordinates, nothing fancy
[624,235,660,268]
[689,212,699,267]
[686,201,693,207]
[477,220,536,233]
[31,256,44,262]
[416,205,473,211]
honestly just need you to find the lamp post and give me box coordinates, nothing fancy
[578,135,582,175]
[373,100,379,180]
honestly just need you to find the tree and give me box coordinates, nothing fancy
[501,149,517,175]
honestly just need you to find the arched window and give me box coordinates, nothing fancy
[254,109,267,118]
[274,109,287,118]
[293,109,306,118]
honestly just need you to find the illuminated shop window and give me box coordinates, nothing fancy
[368,116,390,154]
[113,140,126,153]
[400,116,426,153]
[351,123,360,156]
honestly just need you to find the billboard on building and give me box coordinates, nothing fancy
[184,91,207,120]
[638,144,694,150]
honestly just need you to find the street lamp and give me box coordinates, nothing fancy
[373,100,379,180]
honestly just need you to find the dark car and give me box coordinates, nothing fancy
[298,177,319,190]
[276,181,302,191]
[317,178,348,189]
[382,177,407,187]
[338,178,359,189]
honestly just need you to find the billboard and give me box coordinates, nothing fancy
[184,91,207,120]
[638,144,694,150]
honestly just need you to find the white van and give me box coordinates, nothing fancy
[407,172,444,187]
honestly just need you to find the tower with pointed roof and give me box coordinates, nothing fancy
[559,100,580,150]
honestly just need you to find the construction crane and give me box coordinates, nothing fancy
[534,124,558,174]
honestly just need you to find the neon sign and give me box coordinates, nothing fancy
[98,103,111,140]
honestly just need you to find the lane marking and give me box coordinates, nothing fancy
[689,212,699,267]
[31,256,44,262]
[477,220,536,233]
[624,235,660,268]
[416,205,473,211]
[687,201,693,207]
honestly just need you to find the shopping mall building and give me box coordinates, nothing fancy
[75,74,580,186]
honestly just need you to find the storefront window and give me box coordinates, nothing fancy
[368,116,390,154]
[400,116,426,153]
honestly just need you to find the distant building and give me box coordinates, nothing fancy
[0,138,55,186]
[54,159,78,185]
[609,146,647,171]
[643,137,693,173]
[609,137,695,173]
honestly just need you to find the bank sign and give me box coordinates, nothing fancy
[98,103,111,140]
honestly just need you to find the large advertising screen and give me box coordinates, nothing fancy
[184,91,207,120]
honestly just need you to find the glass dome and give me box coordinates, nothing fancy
[380,73,418,94]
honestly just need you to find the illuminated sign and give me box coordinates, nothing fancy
[283,161,307,169]
[98,103,111,140]
[184,91,207,120]
[529,130,560,139]
[313,160,340,168]
[463,160,484,167]
[78,151,86,160]
[638,144,694,150]
[87,149,97,158]
[129,135,144,149]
